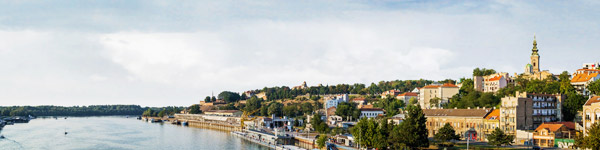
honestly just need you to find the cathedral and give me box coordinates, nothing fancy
[522,36,553,80]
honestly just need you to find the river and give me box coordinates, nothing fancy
[0,116,270,150]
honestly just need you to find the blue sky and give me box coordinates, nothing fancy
[0,0,599,106]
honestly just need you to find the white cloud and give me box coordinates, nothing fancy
[0,1,599,106]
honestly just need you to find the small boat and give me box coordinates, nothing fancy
[64,117,67,119]
[181,121,188,126]
[0,135,4,139]
[64,129,68,135]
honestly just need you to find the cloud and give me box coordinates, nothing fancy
[0,1,599,106]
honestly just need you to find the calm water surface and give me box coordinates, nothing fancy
[0,116,270,150]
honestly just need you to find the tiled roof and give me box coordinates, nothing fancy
[585,96,600,106]
[423,85,441,88]
[484,109,500,120]
[487,75,503,81]
[571,73,599,83]
[544,122,576,130]
[442,83,459,88]
[423,109,491,117]
[397,92,418,97]
[535,123,565,132]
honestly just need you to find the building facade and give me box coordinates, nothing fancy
[571,69,600,96]
[323,94,349,110]
[473,72,514,93]
[359,108,384,118]
[583,96,600,136]
[500,92,563,135]
[532,122,577,148]
[482,109,500,141]
[423,108,492,141]
[419,83,459,109]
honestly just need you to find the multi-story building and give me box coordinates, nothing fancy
[419,83,459,109]
[571,69,600,96]
[423,108,492,141]
[482,109,500,141]
[500,92,564,135]
[474,72,514,93]
[323,94,349,109]
[583,96,600,136]
[396,92,418,104]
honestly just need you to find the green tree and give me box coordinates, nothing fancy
[211,96,217,102]
[397,105,429,148]
[142,108,154,117]
[588,80,600,95]
[301,102,314,115]
[244,97,262,112]
[434,123,460,147]
[430,97,441,108]
[204,96,211,103]
[487,128,514,148]
[576,122,600,150]
[268,102,283,117]
[316,134,328,149]
[335,102,359,121]
[188,104,201,114]
[473,68,496,76]
[218,91,241,103]
[311,113,329,133]
[563,92,587,121]
[157,109,166,117]
[409,97,418,105]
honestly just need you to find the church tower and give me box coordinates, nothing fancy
[530,35,540,73]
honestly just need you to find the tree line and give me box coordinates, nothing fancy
[0,105,150,116]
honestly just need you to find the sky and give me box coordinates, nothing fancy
[0,0,599,107]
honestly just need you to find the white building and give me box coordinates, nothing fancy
[359,108,384,118]
[324,94,349,109]
[571,69,600,96]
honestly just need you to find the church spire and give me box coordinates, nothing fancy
[532,35,538,55]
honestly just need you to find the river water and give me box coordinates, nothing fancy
[0,116,270,150]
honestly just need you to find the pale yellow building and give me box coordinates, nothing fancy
[423,108,492,141]
[583,96,600,136]
[419,83,459,109]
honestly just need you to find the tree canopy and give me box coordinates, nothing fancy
[576,123,600,150]
[335,102,360,121]
[434,123,460,147]
[218,91,241,103]
[487,128,514,147]
[473,68,497,76]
